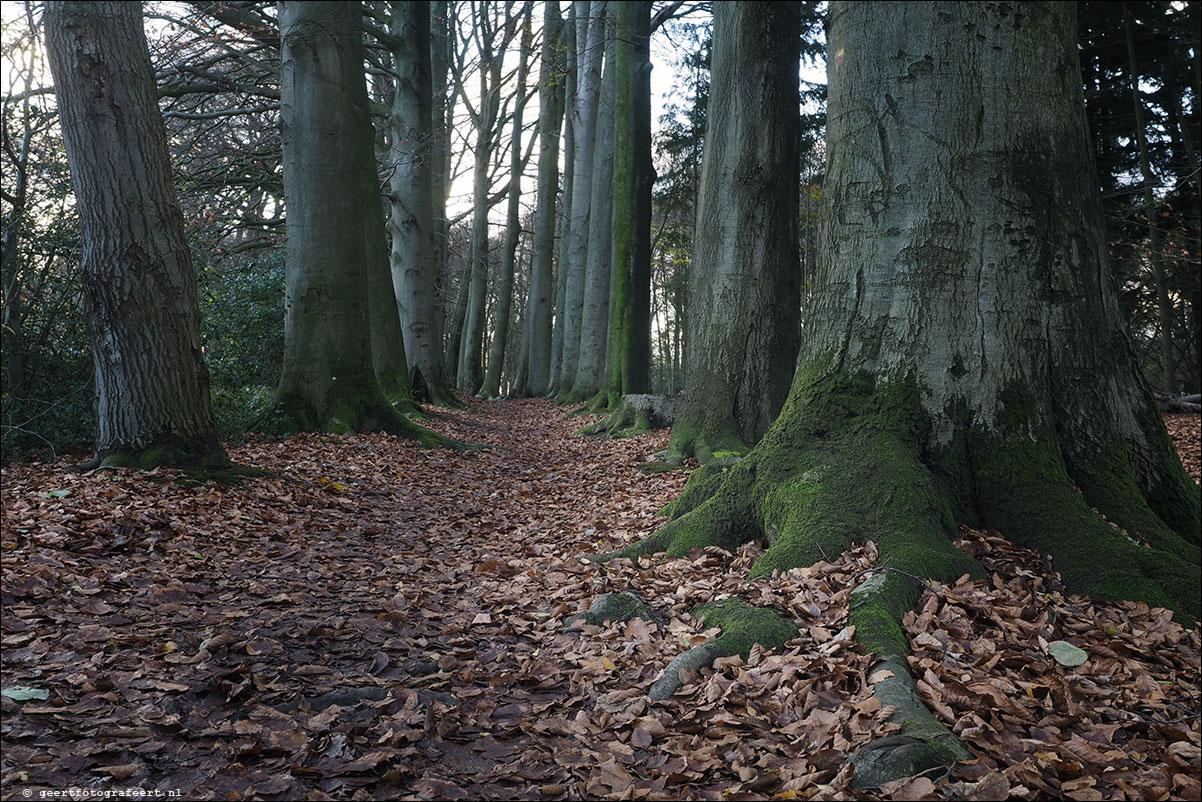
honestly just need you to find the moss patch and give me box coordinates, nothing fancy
[563,591,654,630]
[692,598,799,659]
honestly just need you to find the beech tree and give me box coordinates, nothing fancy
[567,13,616,403]
[269,1,432,441]
[389,0,458,406]
[44,0,227,469]
[665,1,801,463]
[553,0,606,395]
[601,0,1200,785]
[513,0,565,398]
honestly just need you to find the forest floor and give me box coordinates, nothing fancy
[1,401,1200,801]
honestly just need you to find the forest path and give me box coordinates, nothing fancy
[2,401,1199,801]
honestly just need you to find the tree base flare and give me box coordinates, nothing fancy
[256,383,458,448]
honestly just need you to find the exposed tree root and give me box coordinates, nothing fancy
[578,394,678,440]
[563,590,654,631]
[589,366,1200,783]
[845,572,970,788]
[648,598,798,700]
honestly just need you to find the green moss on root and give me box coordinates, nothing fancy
[660,464,726,518]
[692,598,799,659]
[665,414,749,466]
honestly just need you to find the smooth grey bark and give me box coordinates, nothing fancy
[44,1,226,468]
[666,1,801,464]
[519,0,566,398]
[389,0,455,405]
[569,15,617,402]
[555,0,606,396]
[481,3,534,398]
[270,1,429,438]
[626,0,654,395]
[548,1,577,393]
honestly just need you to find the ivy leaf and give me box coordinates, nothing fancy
[1047,640,1088,667]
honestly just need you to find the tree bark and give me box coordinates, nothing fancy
[389,0,457,406]
[596,0,653,412]
[44,0,227,469]
[568,14,616,403]
[666,1,801,464]
[270,1,434,442]
[518,0,566,398]
[555,0,606,396]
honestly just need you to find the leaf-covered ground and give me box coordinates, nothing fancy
[2,400,1199,800]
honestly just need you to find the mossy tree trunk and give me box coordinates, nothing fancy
[44,1,227,470]
[270,1,435,443]
[389,0,457,407]
[626,0,1201,621]
[609,0,1200,784]
[592,0,653,414]
[665,1,802,465]
[516,0,565,399]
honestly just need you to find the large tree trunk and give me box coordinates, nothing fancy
[605,0,1200,786]
[665,1,801,464]
[518,0,566,398]
[44,1,227,469]
[270,1,435,442]
[567,15,616,404]
[389,0,457,406]
[481,4,534,399]
[554,0,606,396]
[595,0,653,414]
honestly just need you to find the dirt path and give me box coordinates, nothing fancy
[2,401,1199,801]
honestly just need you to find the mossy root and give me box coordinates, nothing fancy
[846,571,971,789]
[649,598,798,700]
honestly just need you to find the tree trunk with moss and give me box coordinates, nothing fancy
[665,1,801,465]
[591,0,653,415]
[44,1,227,470]
[269,1,436,443]
[605,0,1200,786]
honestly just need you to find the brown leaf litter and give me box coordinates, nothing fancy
[1,401,1198,800]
